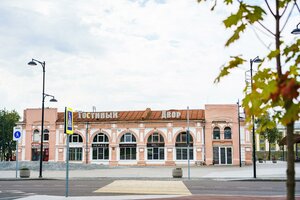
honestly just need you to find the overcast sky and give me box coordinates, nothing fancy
[0,0,298,117]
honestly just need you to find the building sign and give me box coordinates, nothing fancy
[161,111,181,119]
[147,143,165,147]
[92,143,109,147]
[119,143,137,148]
[175,143,193,147]
[31,143,49,149]
[78,112,118,119]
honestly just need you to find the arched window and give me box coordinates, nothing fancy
[92,133,109,160]
[33,129,40,142]
[213,127,220,139]
[43,129,49,141]
[69,133,83,143]
[147,132,165,160]
[120,133,136,143]
[175,132,193,160]
[120,133,136,160]
[224,127,232,139]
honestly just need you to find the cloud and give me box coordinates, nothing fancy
[0,0,298,117]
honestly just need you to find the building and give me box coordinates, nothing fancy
[17,104,253,166]
[256,121,300,160]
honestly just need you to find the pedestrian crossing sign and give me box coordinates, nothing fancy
[64,107,73,135]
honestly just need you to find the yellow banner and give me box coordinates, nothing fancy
[64,107,73,135]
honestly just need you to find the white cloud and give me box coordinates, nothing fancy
[0,0,298,117]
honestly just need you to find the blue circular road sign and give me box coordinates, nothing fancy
[14,131,21,139]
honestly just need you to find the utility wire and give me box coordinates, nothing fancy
[250,25,272,50]
[281,3,295,33]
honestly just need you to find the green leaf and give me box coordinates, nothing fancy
[245,5,265,24]
[224,0,233,4]
[281,103,300,125]
[214,56,245,83]
[223,12,242,28]
[267,49,280,60]
[225,23,246,46]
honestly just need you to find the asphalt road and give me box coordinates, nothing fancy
[0,179,299,199]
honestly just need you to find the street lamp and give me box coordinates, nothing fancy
[250,56,262,178]
[237,100,242,167]
[291,22,300,34]
[28,59,57,178]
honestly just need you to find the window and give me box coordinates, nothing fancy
[69,133,83,143]
[120,133,136,160]
[147,132,164,143]
[213,127,220,139]
[92,133,109,160]
[43,129,49,141]
[121,133,136,143]
[175,132,193,160]
[69,147,82,161]
[270,143,276,151]
[176,132,193,143]
[176,148,193,160]
[224,127,232,139]
[120,147,136,160]
[93,133,109,143]
[213,146,232,165]
[147,132,165,160]
[33,129,40,142]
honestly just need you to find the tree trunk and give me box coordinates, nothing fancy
[268,142,271,160]
[286,121,295,200]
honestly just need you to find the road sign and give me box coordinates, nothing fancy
[64,107,74,135]
[13,127,22,141]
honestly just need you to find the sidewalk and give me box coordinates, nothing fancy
[0,161,299,180]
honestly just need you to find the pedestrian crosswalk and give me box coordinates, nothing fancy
[94,180,191,195]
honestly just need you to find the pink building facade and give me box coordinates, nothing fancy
[17,104,253,166]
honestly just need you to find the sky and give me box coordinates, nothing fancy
[0,0,298,118]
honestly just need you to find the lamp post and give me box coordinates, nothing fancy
[86,122,89,164]
[250,56,262,178]
[0,121,4,161]
[28,59,57,178]
[291,22,300,34]
[237,100,242,167]
[186,106,190,180]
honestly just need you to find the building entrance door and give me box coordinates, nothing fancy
[213,146,232,165]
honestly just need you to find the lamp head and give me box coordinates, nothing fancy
[253,58,262,63]
[28,60,37,66]
[291,28,300,34]
[50,98,57,102]
[252,57,262,63]
[291,23,300,35]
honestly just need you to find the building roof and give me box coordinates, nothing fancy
[278,134,300,146]
[56,108,205,123]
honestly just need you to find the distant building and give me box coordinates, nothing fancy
[256,121,300,159]
[17,104,252,166]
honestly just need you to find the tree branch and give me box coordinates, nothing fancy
[258,21,276,36]
[280,3,295,33]
[295,0,300,13]
[265,0,276,17]
[280,2,290,17]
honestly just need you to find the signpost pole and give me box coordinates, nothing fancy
[13,127,21,179]
[16,142,18,178]
[66,134,69,197]
[187,106,190,180]
[64,107,73,198]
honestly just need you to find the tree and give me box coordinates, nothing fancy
[256,113,281,160]
[197,0,299,199]
[0,109,21,161]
